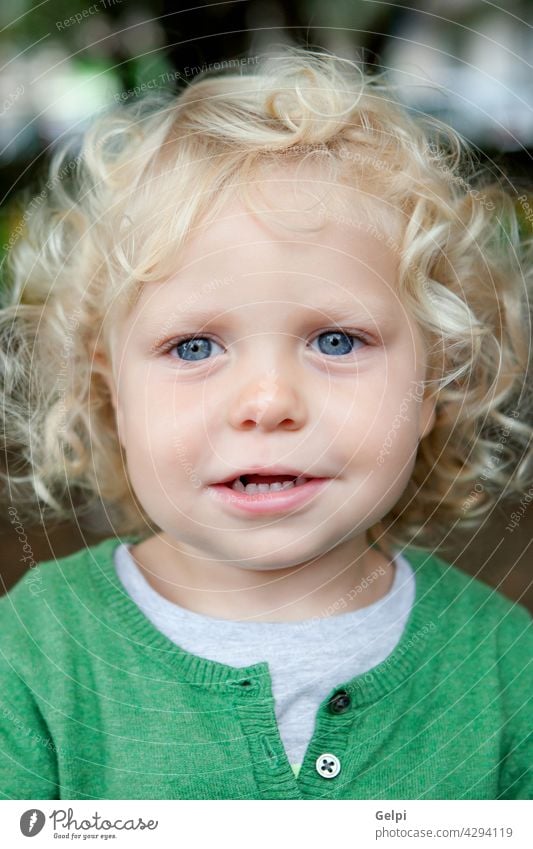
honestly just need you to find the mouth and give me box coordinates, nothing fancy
[221,473,313,494]
[207,473,331,515]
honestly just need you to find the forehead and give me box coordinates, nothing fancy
[139,174,402,309]
[185,163,402,260]
[105,165,408,365]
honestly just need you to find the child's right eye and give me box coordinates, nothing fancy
[163,336,224,363]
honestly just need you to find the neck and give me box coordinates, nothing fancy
[128,534,395,622]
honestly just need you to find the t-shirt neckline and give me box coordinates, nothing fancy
[88,535,444,706]
[115,541,413,628]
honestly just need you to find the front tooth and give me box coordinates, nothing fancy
[230,479,297,493]
[250,481,296,493]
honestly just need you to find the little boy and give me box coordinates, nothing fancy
[0,47,531,799]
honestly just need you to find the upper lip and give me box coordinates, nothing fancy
[212,466,322,485]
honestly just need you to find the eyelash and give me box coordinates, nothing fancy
[158,329,373,364]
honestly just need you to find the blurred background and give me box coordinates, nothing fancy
[0,0,532,608]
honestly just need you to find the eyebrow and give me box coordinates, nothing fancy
[147,300,396,330]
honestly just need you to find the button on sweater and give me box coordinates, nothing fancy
[0,536,531,800]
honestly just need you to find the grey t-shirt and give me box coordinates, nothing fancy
[114,544,415,772]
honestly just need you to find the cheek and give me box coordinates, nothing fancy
[326,382,421,464]
[370,398,421,484]
[124,402,210,490]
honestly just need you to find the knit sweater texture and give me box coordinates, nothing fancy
[114,541,415,775]
[0,536,531,800]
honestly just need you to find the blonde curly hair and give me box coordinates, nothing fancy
[1,45,532,556]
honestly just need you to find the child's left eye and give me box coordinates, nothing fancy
[310,330,369,356]
[161,330,370,364]
[166,336,223,363]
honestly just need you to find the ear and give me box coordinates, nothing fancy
[93,350,117,407]
[419,394,437,441]
[92,349,125,449]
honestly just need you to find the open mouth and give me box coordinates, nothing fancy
[224,474,310,493]
[208,472,331,515]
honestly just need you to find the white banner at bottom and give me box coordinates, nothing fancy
[0,799,531,848]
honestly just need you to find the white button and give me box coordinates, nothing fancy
[315,753,341,778]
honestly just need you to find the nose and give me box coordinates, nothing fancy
[228,367,306,431]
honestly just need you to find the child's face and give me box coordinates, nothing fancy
[102,175,436,571]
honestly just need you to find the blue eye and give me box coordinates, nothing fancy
[170,337,223,362]
[310,330,366,356]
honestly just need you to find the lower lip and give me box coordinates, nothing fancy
[207,478,331,515]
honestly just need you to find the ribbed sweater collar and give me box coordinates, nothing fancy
[87,535,445,705]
